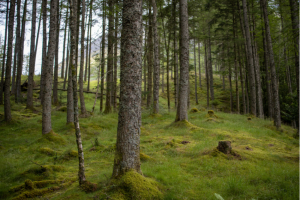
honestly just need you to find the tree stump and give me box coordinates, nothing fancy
[217,141,232,154]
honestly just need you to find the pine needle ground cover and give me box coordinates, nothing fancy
[0,75,298,200]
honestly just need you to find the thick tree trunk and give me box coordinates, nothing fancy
[61,6,69,79]
[100,0,106,112]
[261,0,281,128]
[0,0,9,105]
[53,1,60,105]
[104,0,114,113]
[40,0,47,103]
[4,0,15,122]
[11,0,20,96]
[146,9,153,109]
[26,0,37,110]
[42,0,58,134]
[79,0,87,115]
[152,0,159,114]
[16,0,28,103]
[112,0,143,177]
[175,0,189,122]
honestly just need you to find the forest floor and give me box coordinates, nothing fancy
[0,74,298,200]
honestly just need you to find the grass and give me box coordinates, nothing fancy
[0,74,298,200]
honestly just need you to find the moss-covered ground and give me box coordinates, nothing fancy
[0,74,298,199]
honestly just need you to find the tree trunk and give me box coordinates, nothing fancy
[104,0,114,113]
[79,0,87,115]
[16,0,28,103]
[261,0,281,128]
[42,0,58,134]
[63,31,70,90]
[100,0,106,112]
[227,45,233,113]
[112,0,143,178]
[207,24,214,101]
[242,0,256,116]
[87,2,93,92]
[40,0,47,103]
[113,4,118,109]
[61,6,69,79]
[53,1,60,105]
[198,42,202,90]
[4,0,15,122]
[11,0,20,96]
[146,8,153,109]
[205,41,209,109]
[143,23,147,98]
[237,44,246,114]
[173,0,178,108]
[194,38,198,104]
[26,0,37,110]
[0,0,9,105]
[166,34,171,112]
[175,0,189,122]
[85,4,89,83]
[152,0,159,114]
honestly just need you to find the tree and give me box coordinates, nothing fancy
[79,0,87,115]
[4,0,15,122]
[152,0,160,114]
[42,0,58,134]
[175,0,189,122]
[26,0,37,110]
[112,0,143,177]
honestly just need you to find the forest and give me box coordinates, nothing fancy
[0,0,299,199]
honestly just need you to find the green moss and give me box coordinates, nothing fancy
[205,110,219,119]
[109,170,163,200]
[169,120,200,130]
[39,147,56,156]
[81,181,98,193]
[34,180,58,188]
[140,153,151,161]
[58,150,78,161]
[38,130,66,145]
[189,108,199,113]
[247,117,252,121]
[24,180,34,190]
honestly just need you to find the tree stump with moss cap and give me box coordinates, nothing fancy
[217,141,232,154]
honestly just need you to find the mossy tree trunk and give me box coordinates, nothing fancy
[4,0,15,122]
[112,0,143,178]
[42,0,58,134]
[175,0,189,122]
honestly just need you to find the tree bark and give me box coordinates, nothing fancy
[0,0,9,105]
[152,0,159,114]
[79,0,87,115]
[11,0,21,96]
[261,0,281,128]
[53,1,60,105]
[198,42,202,90]
[26,0,37,110]
[104,0,114,113]
[194,38,198,104]
[40,0,47,103]
[112,0,143,178]
[113,3,118,109]
[42,0,58,134]
[173,0,178,108]
[233,13,239,114]
[207,24,214,101]
[205,41,209,109]
[175,0,189,122]
[4,0,15,122]
[85,4,89,82]
[87,1,93,92]
[100,0,106,112]
[146,8,153,109]
[63,31,70,90]
[16,0,28,103]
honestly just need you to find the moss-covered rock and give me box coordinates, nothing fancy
[81,181,98,193]
[205,110,219,119]
[38,130,66,145]
[24,180,34,190]
[108,170,163,200]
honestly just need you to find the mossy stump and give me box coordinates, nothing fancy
[247,117,251,121]
[189,108,199,113]
[217,141,232,154]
